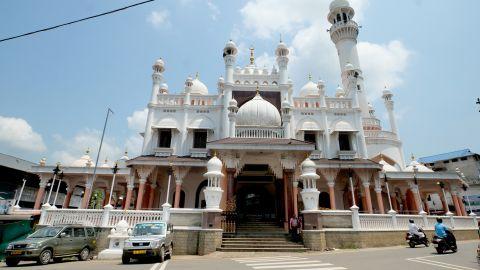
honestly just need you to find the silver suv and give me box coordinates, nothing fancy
[122,222,173,264]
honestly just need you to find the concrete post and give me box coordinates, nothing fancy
[389,209,398,230]
[351,205,360,230]
[101,204,113,227]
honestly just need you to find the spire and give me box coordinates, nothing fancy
[308,73,312,81]
[279,33,282,43]
[249,46,255,65]
[195,72,199,79]
[255,83,260,95]
[411,153,415,161]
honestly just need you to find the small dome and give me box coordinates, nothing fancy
[236,92,281,127]
[287,78,293,85]
[335,86,345,98]
[282,99,291,108]
[101,159,110,168]
[329,0,350,11]
[117,151,129,167]
[223,40,238,57]
[152,58,165,73]
[191,77,208,95]
[71,149,93,167]
[299,80,319,97]
[275,41,289,57]
[207,155,223,173]
[300,158,320,179]
[379,157,398,172]
[229,98,238,107]
[160,82,168,90]
[345,62,355,71]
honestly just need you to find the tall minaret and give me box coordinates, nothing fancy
[328,0,369,118]
[222,40,238,138]
[142,58,165,155]
[382,87,398,135]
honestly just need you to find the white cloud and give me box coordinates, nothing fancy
[51,129,122,166]
[0,116,46,152]
[127,108,148,132]
[147,9,170,28]
[236,0,410,101]
[207,1,220,20]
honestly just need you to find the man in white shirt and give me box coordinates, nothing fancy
[408,219,425,238]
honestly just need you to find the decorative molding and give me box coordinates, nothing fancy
[136,166,154,180]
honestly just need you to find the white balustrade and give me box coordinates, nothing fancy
[108,210,163,228]
[293,98,323,109]
[156,95,184,106]
[189,95,217,106]
[236,126,284,138]
[326,98,352,110]
[364,130,398,140]
[362,117,381,128]
[329,20,359,33]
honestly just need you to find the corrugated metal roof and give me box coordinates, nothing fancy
[0,153,35,171]
[418,149,476,164]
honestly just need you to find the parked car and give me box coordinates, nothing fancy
[4,225,96,267]
[122,221,173,264]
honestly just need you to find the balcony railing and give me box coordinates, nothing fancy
[154,147,173,157]
[309,150,322,160]
[362,117,381,128]
[338,150,356,160]
[190,148,208,158]
[326,98,352,110]
[364,130,398,140]
[235,126,285,138]
[156,94,218,107]
[329,20,359,33]
[293,97,323,109]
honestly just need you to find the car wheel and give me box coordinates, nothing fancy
[121,255,130,264]
[166,244,173,260]
[78,247,90,261]
[38,249,52,265]
[53,257,63,263]
[5,258,20,267]
[158,246,165,262]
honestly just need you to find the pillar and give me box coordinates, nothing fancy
[327,181,336,210]
[292,181,299,217]
[81,177,93,209]
[458,192,467,216]
[401,194,408,213]
[410,185,422,214]
[451,192,462,216]
[124,183,134,210]
[34,177,48,210]
[439,191,449,213]
[103,188,110,207]
[136,178,147,210]
[226,168,236,202]
[283,169,294,229]
[423,196,430,214]
[362,182,373,214]
[148,183,156,209]
[375,187,385,214]
[391,194,399,211]
[174,179,182,208]
[62,186,74,209]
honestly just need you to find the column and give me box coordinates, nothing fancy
[283,169,294,229]
[391,194,399,211]
[439,191,449,213]
[423,196,430,214]
[401,193,408,213]
[410,184,421,214]
[226,168,236,202]
[327,181,336,210]
[136,178,147,210]
[174,179,182,208]
[148,183,156,209]
[124,183,134,210]
[292,181,299,217]
[103,188,110,207]
[62,186,74,209]
[375,187,385,214]
[451,192,462,216]
[458,192,467,216]
[81,177,93,209]
[362,182,373,214]
[34,176,49,210]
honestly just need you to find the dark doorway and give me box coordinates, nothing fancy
[236,185,276,221]
[319,192,331,209]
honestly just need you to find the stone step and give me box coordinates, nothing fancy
[222,240,292,244]
[222,237,289,240]
[232,233,289,237]
[222,243,304,248]
[217,247,309,252]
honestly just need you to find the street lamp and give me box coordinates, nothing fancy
[106,162,119,208]
[44,163,61,207]
[348,165,356,207]
[437,181,453,215]
[165,162,174,205]
[412,165,426,214]
[162,162,174,223]
[52,171,64,208]
[383,171,395,213]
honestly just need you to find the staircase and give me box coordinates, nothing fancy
[218,218,308,252]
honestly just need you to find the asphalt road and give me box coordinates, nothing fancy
[2,240,479,270]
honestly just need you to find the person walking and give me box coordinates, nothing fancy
[289,215,299,242]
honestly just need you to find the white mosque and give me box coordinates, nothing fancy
[30,0,470,226]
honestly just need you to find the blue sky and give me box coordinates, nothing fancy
[0,0,479,165]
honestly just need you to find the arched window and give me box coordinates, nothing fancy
[272,81,278,85]
[262,81,268,85]
[195,180,208,208]
[342,13,347,23]
[235,80,241,84]
[191,100,195,105]
[171,190,186,208]
[305,102,309,108]
[336,14,341,22]
[319,192,331,209]
[244,81,250,84]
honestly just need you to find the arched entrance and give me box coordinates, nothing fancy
[236,185,276,221]
[319,192,331,209]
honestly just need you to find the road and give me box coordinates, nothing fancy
[3,241,478,270]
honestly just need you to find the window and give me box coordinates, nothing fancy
[74,228,85,237]
[193,130,208,149]
[451,158,458,163]
[62,228,73,237]
[304,132,317,150]
[443,160,450,164]
[342,13,347,23]
[460,157,468,161]
[86,228,95,237]
[338,133,351,151]
[158,129,172,148]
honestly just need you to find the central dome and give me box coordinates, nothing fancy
[236,93,281,127]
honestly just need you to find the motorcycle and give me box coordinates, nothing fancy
[432,230,457,254]
[405,228,429,248]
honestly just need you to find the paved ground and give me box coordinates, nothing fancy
[2,240,478,270]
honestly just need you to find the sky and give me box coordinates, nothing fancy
[0,0,479,166]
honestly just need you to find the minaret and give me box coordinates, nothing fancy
[275,39,290,101]
[382,87,398,135]
[222,40,238,138]
[328,0,369,118]
[142,59,165,155]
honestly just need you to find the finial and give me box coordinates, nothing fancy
[195,72,199,79]
[308,73,312,81]
[213,151,217,157]
[411,153,415,161]
[255,83,260,95]
[279,33,282,43]
[85,148,90,155]
[249,46,255,65]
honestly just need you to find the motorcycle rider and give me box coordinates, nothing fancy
[408,219,425,238]
[435,218,455,245]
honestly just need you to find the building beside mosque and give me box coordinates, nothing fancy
[25,0,472,228]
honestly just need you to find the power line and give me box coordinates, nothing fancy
[0,0,155,44]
